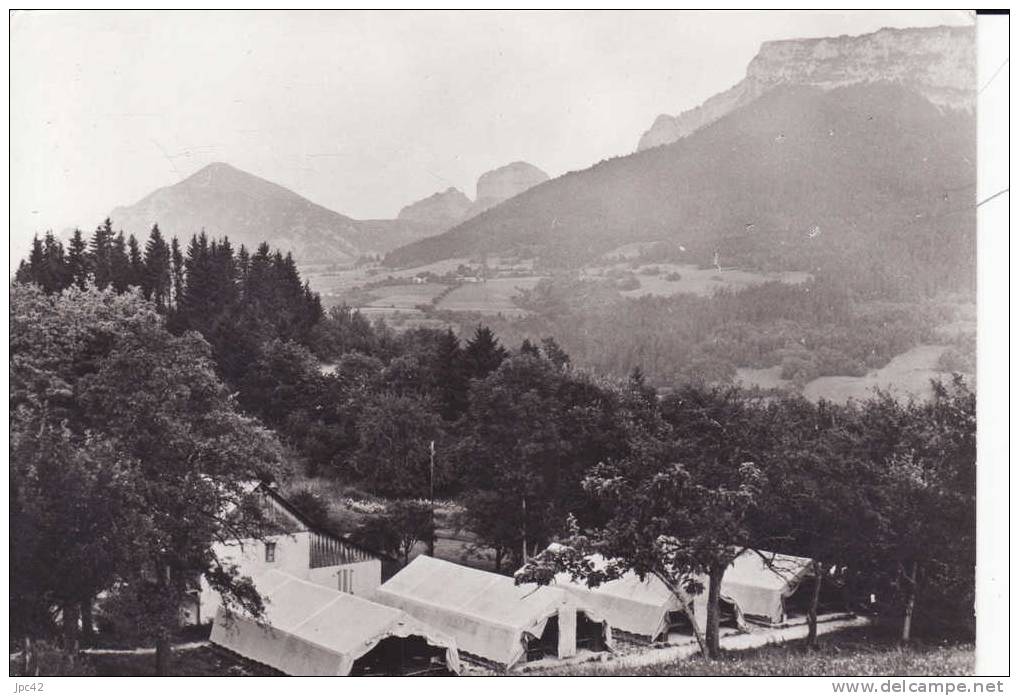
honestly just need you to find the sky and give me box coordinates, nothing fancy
[10,10,973,262]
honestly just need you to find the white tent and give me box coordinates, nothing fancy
[539,548,814,640]
[722,550,814,624]
[372,556,612,669]
[210,570,461,676]
[542,555,688,641]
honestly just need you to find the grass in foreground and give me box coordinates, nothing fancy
[549,626,974,676]
[87,646,279,677]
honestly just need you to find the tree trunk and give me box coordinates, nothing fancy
[901,561,918,643]
[22,636,32,676]
[80,597,95,647]
[806,561,823,650]
[705,563,724,660]
[655,571,708,659]
[494,547,503,573]
[155,635,171,676]
[62,601,80,658]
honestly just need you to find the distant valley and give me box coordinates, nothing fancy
[101,24,977,402]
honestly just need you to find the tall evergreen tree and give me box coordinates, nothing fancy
[66,229,89,290]
[142,225,172,311]
[14,235,45,287]
[464,325,509,380]
[126,234,144,290]
[434,328,468,421]
[109,232,131,293]
[170,237,185,311]
[40,232,70,293]
[88,219,114,290]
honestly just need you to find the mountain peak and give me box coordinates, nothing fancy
[398,187,472,228]
[470,161,549,217]
[107,162,438,263]
[637,23,974,151]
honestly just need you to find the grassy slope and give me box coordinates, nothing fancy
[551,627,974,676]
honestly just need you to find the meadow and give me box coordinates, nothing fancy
[547,626,974,677]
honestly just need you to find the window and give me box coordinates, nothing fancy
[265,541,277,563]
[338,568,353,593]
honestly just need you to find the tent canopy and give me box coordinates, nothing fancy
[545,554,685,640]
[373,555,609,668]
[210,569,460,675]
[722,550,814,624]
[534,547,814,638]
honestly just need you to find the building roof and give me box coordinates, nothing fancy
[259,484,393,563]
[372,555,583,668]
[210,569,460,676]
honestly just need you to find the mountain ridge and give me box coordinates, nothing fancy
[109,162,432,263]
[637,24,974,151]
[384,82,975,297]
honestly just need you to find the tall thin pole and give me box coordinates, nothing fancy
[521,496,527,563]
[428,440,436,557]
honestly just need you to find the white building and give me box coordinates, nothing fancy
[189,486,388,624]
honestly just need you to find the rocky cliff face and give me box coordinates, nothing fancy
[637,24,974,151]
[399,162,551,233]
[397,187,472,228]
[468,161,549,218]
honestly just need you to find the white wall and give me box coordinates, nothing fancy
[199,532,311,619]
[307,559,382,597]
[198,535,383,620]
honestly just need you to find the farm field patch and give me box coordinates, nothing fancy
[436,277,544,315]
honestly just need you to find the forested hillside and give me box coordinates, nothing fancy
[386,83,975,299]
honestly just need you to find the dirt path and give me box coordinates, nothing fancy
[520,614,871,674]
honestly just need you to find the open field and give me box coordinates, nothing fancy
[582,262,811,298]
[542,625,974,677]
[361,283,448,309]
[735,344,973,403]
[85,644,280,677]
[301,258,470,300]
[436,277,544,315]
[734,365,791,392]
[802,344,959,403]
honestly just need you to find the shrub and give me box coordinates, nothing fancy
[615,274,641,291]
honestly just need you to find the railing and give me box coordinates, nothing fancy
[309,532,377,569]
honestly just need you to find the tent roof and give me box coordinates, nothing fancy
[372,556,578,667]
[725,550,814,592]
[532,547,814,636]
[211,569,460,675]
[547,554,684,639]
[377,555,571,631]
[720,550,814,623]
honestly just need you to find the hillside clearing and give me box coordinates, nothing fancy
[436,277,543,315]
[542,625,974,677]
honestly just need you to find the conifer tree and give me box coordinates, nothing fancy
[88,219,114,290]
[170,237,185,311]
[66,229,89,290]
[110,232,131,293]
[126,234,144,289]
[142,225,172,312]
[40,232,70,293]
[464,325,509,379]
[14,235,45,287]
